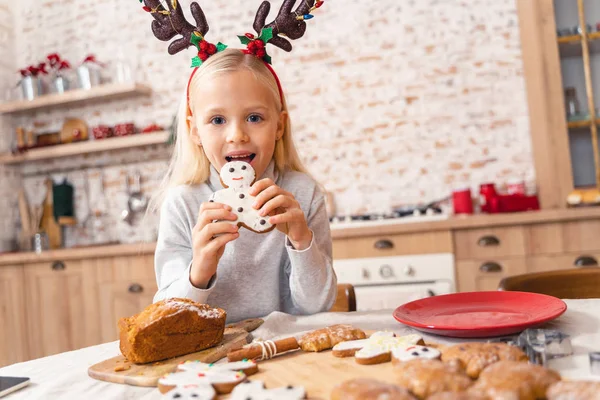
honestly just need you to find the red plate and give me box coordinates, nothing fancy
[393,291,567,338]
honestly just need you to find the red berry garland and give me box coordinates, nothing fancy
[198,40,218,61]
[245,38,266,58]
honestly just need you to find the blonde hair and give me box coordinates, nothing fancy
[149,49,308,213]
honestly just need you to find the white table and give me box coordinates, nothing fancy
[1,299,599,400]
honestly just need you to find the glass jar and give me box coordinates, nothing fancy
[564,87,580,120]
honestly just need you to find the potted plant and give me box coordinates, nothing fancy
[18,63,47,100]
[47,53,72,94]
[77,54,104,89]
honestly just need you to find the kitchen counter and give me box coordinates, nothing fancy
[2,207,600,265]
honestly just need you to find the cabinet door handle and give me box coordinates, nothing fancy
[480,262,502,273]
[374,239,394,249]
[574,256,599,267]
[128,283,144,293]
[51,261,65,271]
[477,235,500,247]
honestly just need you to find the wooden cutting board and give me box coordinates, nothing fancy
[88,319,262,387]
[231,343,402,400]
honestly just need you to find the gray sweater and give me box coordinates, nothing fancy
[153,161,337,322]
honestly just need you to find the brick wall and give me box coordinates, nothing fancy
[0,0,534,246]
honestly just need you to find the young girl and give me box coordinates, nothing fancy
[147,1,336,323]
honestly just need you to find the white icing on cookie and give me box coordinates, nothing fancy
[177,360,256,374]
[209,161,273,233]
[159,369,246,387]
[391,345,441,362]
[162,384,216,399]
[332,332,423,360]
[230,380,306,400]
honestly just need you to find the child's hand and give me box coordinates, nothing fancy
[250,178,313,250]
[190,202,239,288]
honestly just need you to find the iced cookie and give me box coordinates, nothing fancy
[177,360,258,377]
[161,384,216,400]
[441,342,528,378]
[469,360,560,400]
[229,380,306,399]
[547,381,600,400]
[391,345,441,362]
[331,378,417,400]
[209,161,274,233]
[332,331,424,364]
[297,324,367,352]
[394,358,473,400]
[158,369,247,395]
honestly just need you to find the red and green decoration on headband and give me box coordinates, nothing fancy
[190,32,227,67]
[139,0,325,66]
[239,28,274,64]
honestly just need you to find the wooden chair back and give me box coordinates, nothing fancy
[498,268,600,299]
[329,284,357,312]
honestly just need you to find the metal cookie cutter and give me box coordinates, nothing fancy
[590,352,600,375]
[517,329,573,366]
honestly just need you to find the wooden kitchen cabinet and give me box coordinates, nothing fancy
[333,230,452,259]
[96,255,156,342]
[456,258,528,293]
[0,265,28,368]
[23,259,101,359]
[454,226,527,260]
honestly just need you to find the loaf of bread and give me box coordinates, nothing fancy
[118,297,226,364]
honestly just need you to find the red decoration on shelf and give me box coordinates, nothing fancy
[452,188,474,214]
[113,123,136,137]
[479,183,540,213]
[92,125,113,140]
[141,123,163,133]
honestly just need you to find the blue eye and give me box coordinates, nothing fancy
[211,116,225,125]
[247,114,263,123]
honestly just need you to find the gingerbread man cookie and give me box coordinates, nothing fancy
[440,342,528,378]
[331,378,417,400]
[209,161,274,233]
[331,331,424,364]
[159,360,259,395]
[394,359,473,399]
[469,360,560,400]
[297,324,367,352]
[229,380,306,400]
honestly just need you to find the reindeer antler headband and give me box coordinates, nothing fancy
[140,0,324,113]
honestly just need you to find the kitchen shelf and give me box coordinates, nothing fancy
[0,82,152,114]
[567,118,600,129]
[0,131,170,165]
[558,31,600,58]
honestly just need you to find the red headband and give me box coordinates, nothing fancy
[186,51,285,118]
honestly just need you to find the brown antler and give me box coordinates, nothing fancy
[253,0,317,52]
[143,0,209,55]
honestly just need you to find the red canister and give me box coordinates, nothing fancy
[452,188,474,214]
[479,183,498,213]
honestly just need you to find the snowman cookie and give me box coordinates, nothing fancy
[391,345,441,363]
[209,161,275,233]
[229,380,306,400]
[161,384,216,400]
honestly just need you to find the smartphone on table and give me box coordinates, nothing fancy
[0,376,30,398]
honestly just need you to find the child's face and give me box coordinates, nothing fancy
[191,69,286,179]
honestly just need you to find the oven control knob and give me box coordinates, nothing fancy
[379,265,394,279]
[404,266,415,276]
[362,268,370,279]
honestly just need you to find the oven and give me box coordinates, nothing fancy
[333,253,456,311]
